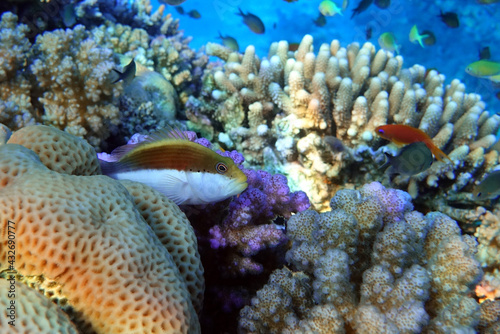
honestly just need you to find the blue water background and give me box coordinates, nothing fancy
[152,0,500,113]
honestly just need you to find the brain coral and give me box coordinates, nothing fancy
[0,124,203,333]
[0,280,79,333]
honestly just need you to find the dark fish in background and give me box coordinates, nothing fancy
[175,6,185,15]
[187,9,201,19]
[365,26,372,40]
[112,59,136,86]
[477,0,500,3]
[421,30,436,46]
[237,8,265,34]
[324,136,345,152]
[289,43,300,52]
[351,0,373,18]
[479,46,491,60]
[473,170,500,199]
[313,13,327,27]
[379,142,433,176]
[218,32,239,52]
[62,4,76,27]
[273,22,277,29]
[158,0,187,5]
[374,0,390,9]
[438,10,459,28]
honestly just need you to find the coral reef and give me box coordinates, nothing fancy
[30,25,122,147]
[0,13,123,148]
[239,182,483,333]
[188,35,500,226]
[0,7,208,148]
[0,124,203,333]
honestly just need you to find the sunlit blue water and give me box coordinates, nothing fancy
[152,0,500,113]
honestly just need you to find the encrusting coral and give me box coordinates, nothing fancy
[0,124,204,333]
[189,34,500,226]
[239,182,483,333]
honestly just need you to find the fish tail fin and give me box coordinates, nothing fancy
[378,153,391,171]
[434,149,451,162]
[427,141,451,162]
[111,68,123,84]
[237,7,244,16]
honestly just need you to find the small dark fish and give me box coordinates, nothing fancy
[438,10,459,28]
[421,30,436,46]
[175,6,185,15]
[237,8,265,34]
[324,136,345,152]
[374,0,390,9]
[479,46,491,60]
[380,142,433,176]
[112,59,136,85]
[218,32,239,52]
[351,0,373,18]
[473,170,500,199]
[158,0,187,5]
[187,9,201,19]
[62,4,76,27]
[365,26,372,40]
[289,43,300,52]
[496,91,500,100]
[313,13,327,27]
[273,22,277,29]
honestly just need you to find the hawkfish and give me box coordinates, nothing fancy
[99,129,248,205]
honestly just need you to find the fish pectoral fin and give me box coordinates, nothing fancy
[157,172,190,205]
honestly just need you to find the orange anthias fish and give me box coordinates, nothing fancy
[375,124,451,162]
[99,129,248,205]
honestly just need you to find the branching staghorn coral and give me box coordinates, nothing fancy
[239,182,483,333]
[189,35,500,225]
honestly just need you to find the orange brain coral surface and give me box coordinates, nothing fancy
[0,126,203,333]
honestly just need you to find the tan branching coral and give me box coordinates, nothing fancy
[189,34,500,219]
[239,182,483,333]
[0,125,203,333]
[31,25,122,147]
[0,12,36,130]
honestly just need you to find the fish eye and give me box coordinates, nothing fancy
[216,162,228,174]
[377,129,384,133]
[477,192,482,197]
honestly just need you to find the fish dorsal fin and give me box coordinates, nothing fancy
[143,125,190,144]
[108,144,140,161]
